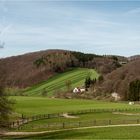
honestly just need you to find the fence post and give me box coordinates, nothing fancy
[62,122,65,129]
[13,122,15,127]
[78,122,81,127]
[109,120,111,125]
[22,114,24,119]
[17,120,19,127]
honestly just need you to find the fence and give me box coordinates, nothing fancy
[9,113,62,128]
[18,118,140,131]
[9,108,140,129]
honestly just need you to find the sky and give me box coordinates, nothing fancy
[0,0,140,58]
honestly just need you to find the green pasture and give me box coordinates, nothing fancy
[23,68,99,96]
[19,111,140,132]
[7,96,140,138]
[12,96,140,117]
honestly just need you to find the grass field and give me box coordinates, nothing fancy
[19,111,140,132]
[7,96,140,138]
[13,126,140,139]
[12,96,140,117]
[6,68,140,138]
[23,68,99,96]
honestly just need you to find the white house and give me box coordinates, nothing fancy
[73,87,80,93]
[73,87,85,93]
[80,88,86,92]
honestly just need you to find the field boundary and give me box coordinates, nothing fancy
[18,118,140,131]
[10,108,140,129]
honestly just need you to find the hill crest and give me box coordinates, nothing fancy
[0,49,121,88]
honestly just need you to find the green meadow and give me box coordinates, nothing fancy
[12,96,140,116]
[19,111,140,132]
[6,68,140,139]
[23,68,99,96]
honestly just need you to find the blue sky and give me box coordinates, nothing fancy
[0,0,140,58]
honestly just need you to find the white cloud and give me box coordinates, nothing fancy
[1,1,140,57]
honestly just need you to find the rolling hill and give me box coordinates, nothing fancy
[0,49,120,88]
[128,55,140,61]
[96,59,140,100]
[23,68,99,96]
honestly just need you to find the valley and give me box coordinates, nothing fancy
[0,50,140,139]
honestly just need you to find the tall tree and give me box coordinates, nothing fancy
[0,86,15,128]
[85,76,91,90]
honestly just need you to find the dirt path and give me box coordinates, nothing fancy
[62,113,79,118]
[2,123,140,136]
[113,112,140,116]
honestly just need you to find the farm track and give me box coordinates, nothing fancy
[113,112,140,116]
[3,123,140,136]
[62,113,79,118]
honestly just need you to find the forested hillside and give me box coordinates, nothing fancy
[96,59,140,100]
[0,49,121,88]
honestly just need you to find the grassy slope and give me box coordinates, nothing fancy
[12,96,140,117]
[23,68,99,96]
[16,126,140,139]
